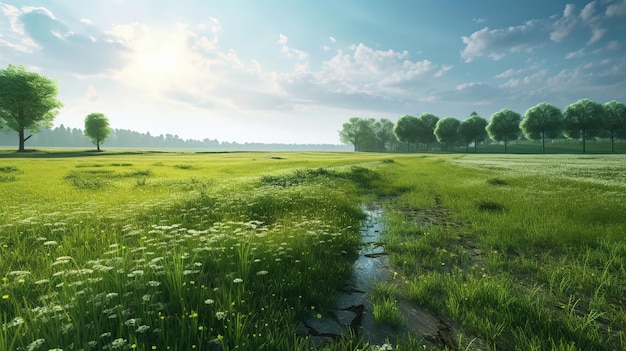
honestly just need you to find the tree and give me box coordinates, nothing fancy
[520,102,563,153]
[604,100,626,153]
[393,115,420,152]
[0,65,63,151]
[487,109,521,153]
[458,112,488,152]
[84,113,111,151]
[416,113,439,150]
[563,98,606,153]
[434,116,460,151]
[339,117,376,151]
[373,118,398,152]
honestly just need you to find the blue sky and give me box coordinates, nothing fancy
[1,0,625,144]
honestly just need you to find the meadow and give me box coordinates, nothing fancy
[1,149,625,350]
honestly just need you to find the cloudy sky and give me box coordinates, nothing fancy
[1,1,625,144]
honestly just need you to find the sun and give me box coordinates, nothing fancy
[137,42,182,74]
[115,27,192,93]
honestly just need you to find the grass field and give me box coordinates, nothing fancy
[1,149,625,350]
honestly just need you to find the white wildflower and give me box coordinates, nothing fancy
[26,338,45,351]
[109,338,127,349]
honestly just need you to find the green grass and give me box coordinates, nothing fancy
[380,154,626,350]
[1,149,625,350]
[0,150,398,351]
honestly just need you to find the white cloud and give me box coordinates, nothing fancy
[580,1,597,21]
[607,40,619,49]
[566,48,587,59]
[316,43,434,93]
[277,33,288,45]
[564,3,577,17]
[434,65,453,77]
[0,5,129,73]
[588,27,606,44]
[551,2,607,44]
[495,68,522,79]
[277,33,308,60]
[606,0,626,16]
[460,20,542,62]
[329,36,336,43]
[551,8,579,41]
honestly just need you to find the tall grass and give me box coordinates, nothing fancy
[0,151,395,350]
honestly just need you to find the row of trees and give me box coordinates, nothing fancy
[339,99,626,153]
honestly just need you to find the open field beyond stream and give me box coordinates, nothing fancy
[1,150,625,351]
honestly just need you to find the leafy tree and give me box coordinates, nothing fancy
[84,113,111,151]
[487,108,521,153]
[339,117,376,151]
[434,116,460,151]
[520,102,563,153]
[416,113,439,150]
[373,118,399,152]
[604,100,626,153]
[393,115,420,151]
[458,112,488,152]
[0,64,63,151]
[563,98,606,153]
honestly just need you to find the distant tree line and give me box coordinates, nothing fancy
[339,99,626,153]
[0,124,350,151]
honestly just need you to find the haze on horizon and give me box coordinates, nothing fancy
[1,0,625,145]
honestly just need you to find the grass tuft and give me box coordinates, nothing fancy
[476,200,505,212]
[487,177,509,186]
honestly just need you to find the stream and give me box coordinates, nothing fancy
[296,202,471,349]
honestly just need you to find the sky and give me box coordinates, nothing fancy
[1,1,625,145]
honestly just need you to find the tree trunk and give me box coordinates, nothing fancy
[582,130,586,153]
[611,131,615,153]
[18,128,25,152]
[97,140,101,151]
